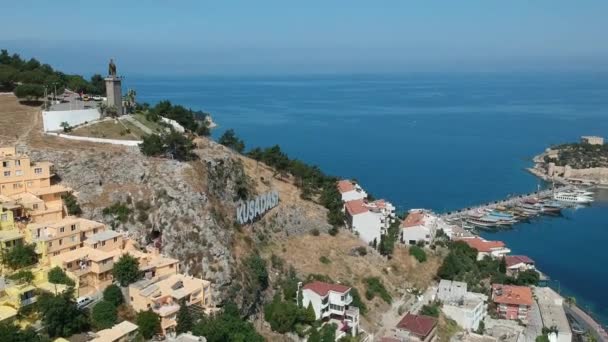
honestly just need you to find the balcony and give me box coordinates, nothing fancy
[153,303,180,317]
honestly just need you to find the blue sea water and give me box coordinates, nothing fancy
[127,72,608,324]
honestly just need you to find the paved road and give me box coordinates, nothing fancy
[564,305,608,342]
[524,301,543,342]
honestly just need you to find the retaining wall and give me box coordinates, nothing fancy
[42,108,101,132]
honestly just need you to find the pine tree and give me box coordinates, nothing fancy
[304,302,316,324]
[499,257,507,274]
[176,299,194,334]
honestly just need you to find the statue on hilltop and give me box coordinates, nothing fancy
[108,58,117,77]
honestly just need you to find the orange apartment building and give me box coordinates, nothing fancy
[27,217,106,263]
[128,273,212,335]
[51,230,180,297]
[0,146,71,223]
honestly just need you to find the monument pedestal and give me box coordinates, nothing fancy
[105,76,123,115]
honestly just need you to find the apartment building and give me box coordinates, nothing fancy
[337,180,368,202]
[50,246,115,297]
[436,280,487,331]
[128,274,212,336]
[394,313,438,342]
[90,320,139,342]
[0,147,71,223]
[456,237,511,261]
[302,281,359,337]
[491,284,533,321]
[26,217,106,263]
[504,255,535,277]
[344,198,396,244]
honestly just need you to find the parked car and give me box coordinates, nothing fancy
[93,95,102,101]
[76,296,93,309]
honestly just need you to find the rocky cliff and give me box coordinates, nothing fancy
[30,137,331,307]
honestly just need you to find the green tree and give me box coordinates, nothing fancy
[516,269,540,286]
[244,254,268,291]
[192,302,264,342]
[420,303,440,317]
[176,299,194,334]
[499,257,507,274]
[218,129,245,153]
[91,300,117,330]
[308,328,322,342]
[112,254,141,286]
[103,284,124,307]
[0,321,39,342]
[136,309,161,340]
[48,266,75,286]
[409,245,427,263]
[2,243,38,269]
[13,84,44,101]
[105,105,119,118]
[304,302,317,324]
[164,130,196,161]
[62,193,82,216]
[59,121,71,133]
[0,65,17,90]
[8,270,34,285]
[38,287,88,337]
[139,134,165,157]
[320,323,337,342]
[476,320,485,334]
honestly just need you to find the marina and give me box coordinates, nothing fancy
[440,184,596,230]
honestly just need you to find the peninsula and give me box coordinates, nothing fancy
[529,136,608,186]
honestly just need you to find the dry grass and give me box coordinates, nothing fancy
[0,94,40,145]
[69,119,145,140]
[264,232,441,329]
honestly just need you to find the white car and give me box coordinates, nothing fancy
[76,296,94,309]
[93,95,102,101]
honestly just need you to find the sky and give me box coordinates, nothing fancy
[1,0,607,75]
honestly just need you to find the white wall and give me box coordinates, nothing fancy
[341,190,367,202]
[352,212,382,244]
[302,289,324,319]
[44,132,142,146]
[160,117,185,133]
[43,108,101,132]
[402,225,430,245]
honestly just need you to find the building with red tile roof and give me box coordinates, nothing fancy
[395,313,438,342]
[491,284,533,321]
[303,281,350,296]
[336,179,367,202]
[302,281,359,337]
[504,255,535,276]
[344,199,369,216]
[456,237,511,261]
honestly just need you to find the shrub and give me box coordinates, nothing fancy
[62,193,82,216]
[420,302,440,317]
[328,227,338,236]
[112,254,141,286]
[363,277,392,304]
[409,245,427,263]
[48,266,75,286]
[136,309,161,340]
[91,300,117,329]
[2,243,37,269]
[8,270,34,284]
[355,246,367,256]
[310,228,320,236]
[102,202,131,223]
[103,284,124,306]
[319,256,331,264]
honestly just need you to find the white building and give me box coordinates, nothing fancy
[456,237,511,261]
[344,198,395,244]
[302,281,359,337]
[337,180,368,202]
[436,280,487,331]
[504,255,535,277]
[401,210,437,245]
[534,287,573,342]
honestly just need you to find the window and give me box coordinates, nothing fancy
[60,227,65,233]
[2,161,9,167]
[26,181,33,187]
[94,243,98,249]
[101,241,106,246]
[93,228,98,234]
[34,168,43,174]
[71,236,76,242]
[15,160,20,166]
[33,204,39,209]
[0,214,7,222]
[53,252,59,256]
[114,237,118,243]
[15,170,23,176]
[71,224,76,231]
[12,184,19,189]
[48,241,52,247]
[4,171,10,177]
[59,239,62,245]
[67,262,72,268]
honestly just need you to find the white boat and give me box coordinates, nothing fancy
[553,192,594,204]
[572,188,594,197]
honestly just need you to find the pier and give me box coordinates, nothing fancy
[440,184,574,220]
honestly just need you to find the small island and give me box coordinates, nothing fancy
[529,135,608,186]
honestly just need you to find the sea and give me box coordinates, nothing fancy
[127,72,608,325]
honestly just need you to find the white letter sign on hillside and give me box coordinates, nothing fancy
[236,190,280,225]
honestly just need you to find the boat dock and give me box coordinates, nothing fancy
[440,184,574,221]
